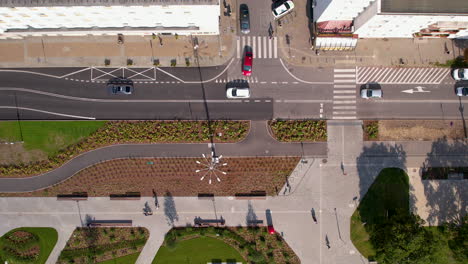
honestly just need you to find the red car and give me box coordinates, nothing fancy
[242,51,253,76]
[267,225,275,234]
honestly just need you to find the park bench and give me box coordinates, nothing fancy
[87,220,132,227]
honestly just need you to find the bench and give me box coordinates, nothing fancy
[194,216,225,227]
[88,220,132,227]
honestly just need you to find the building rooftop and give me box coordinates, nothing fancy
[381,0,468,14]
[0,0,218,7]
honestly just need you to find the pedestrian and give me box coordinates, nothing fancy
[311,208,318,224]
[325,235,331,249]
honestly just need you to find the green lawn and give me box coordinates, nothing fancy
[350,168,409,259]
[0,121,106,155]
[0,227,58,264]
[153,236,245,264]
[98,252,141,264]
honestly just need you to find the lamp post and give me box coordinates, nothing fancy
[195,152,227,184]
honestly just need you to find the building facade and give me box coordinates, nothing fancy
[0,0,220,38]
[313,0,468,50]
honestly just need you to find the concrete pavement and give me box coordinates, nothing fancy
[1,120,467,263]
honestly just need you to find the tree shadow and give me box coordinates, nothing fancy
[164,191,179,226]
[421,137,468,226]
[356,142,407,200]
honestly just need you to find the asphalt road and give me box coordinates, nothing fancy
[0,56,467,120]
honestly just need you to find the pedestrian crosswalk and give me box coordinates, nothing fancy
[237,36,278,59]
[333,68,357,120]
[357,67,449,84]
[215,76,259,83]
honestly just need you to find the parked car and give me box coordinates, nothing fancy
[107,77,133,95]
[226,87,250,98]
[242,51,253,76]
[360,83,382,99]
[452,68,468,81]
[456,87,468,96]
[239,4,250,34]
[272,0,295,19]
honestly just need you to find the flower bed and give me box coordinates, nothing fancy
[2,157,299,197]
[269,120,327,142]
[57,227,149,264]
[363,120,379,141]
[154,227,300,264]
[0,227,58,264]
[0,120,249,178]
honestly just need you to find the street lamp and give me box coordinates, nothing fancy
[195,152,227,184]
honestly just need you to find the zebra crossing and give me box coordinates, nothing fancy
[333,68,357,120]
[357,67,449,84]
[215,76,259,83]
[236,36,278,59]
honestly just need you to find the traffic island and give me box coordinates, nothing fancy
[1,157,299,197]
[153,227,299,264]
[57,227,149,264]
[268,120,327,142]
[0,227,58,264]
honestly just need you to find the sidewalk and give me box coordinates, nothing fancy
[0,3,237,68]
[276,0,467,67]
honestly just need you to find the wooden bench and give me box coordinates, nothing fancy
[88,220,132,227]
[194,217,225,227]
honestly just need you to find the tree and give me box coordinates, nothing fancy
[371,210,444,264]
[447,215,468,262]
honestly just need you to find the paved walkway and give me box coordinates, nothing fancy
[0,121,327,192]
[0,121,467,263]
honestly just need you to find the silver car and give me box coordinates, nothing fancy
[452,68,468,81]
[360,83,382,99]
[226,87,250,98]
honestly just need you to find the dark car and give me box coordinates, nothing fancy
[240,4,250,34]
[107,77,134,95]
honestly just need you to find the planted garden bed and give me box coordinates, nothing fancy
[268,120,327,142]
[57,227,149,264]
[2,157,299,197]
[0,120,249,178]
[363,120,379,141]
[153,227,299,264]
[0,227,58,264]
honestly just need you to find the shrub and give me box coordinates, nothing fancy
[171,59,177,67]
[364,121,379,140]
[126,59,133,66]
[104,59,110,66]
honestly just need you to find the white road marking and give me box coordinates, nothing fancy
[333,106,356,110]
[333,100,356,104]
[333,111,356,115]
[333,90,355,94]
[332,116,356,119]
[334,84,355,88]
[273,37,278,58]
[283,99,333,103]
[252,36,256,58]
[333,95,355,99]
[0,106,96,120]
[268,37,272,58]
[334,79,355,83]
[257,36,262,59]
[279,59,333,85]
[334,69,355,73]
[334,74,355,78]
[263,36,267,58]
[236,36,240,59]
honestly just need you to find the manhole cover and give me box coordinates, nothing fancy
[322,159,328,163]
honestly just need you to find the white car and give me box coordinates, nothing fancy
[456,87,468,96]
[452,68,468,81]
[361,84,382,99]
[226,87,250,98]
[272,0,295,19]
